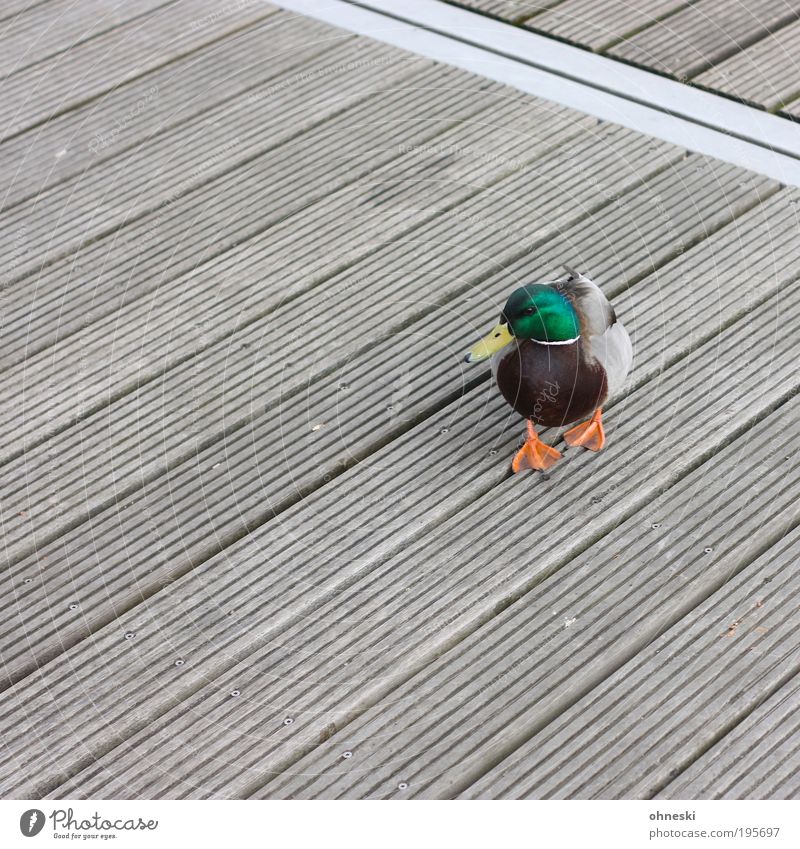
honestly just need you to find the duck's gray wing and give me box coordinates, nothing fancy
[556,267,633,398]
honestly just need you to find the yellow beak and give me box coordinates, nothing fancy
[464,322,514,363]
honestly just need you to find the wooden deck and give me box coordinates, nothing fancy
[453,0,800,116]
[1,0,799,800]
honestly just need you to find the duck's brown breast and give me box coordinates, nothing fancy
[495,338,607,427]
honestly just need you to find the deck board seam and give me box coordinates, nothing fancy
[0,111,601,483]
[0,161,780,676]
[16,281,798,797]
[0,3,283,146]
[235,391,799,798]
[0,139,685,579]
[0,9,317,213]
[455,471,800,799]
[0,0,179,81]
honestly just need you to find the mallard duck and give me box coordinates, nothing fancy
[465,268,632,472]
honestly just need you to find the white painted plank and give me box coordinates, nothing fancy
[0,36,416,284]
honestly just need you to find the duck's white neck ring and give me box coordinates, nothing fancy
[529,336,580,346]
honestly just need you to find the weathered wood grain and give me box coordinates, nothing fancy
[450,1,562,25]
[0,0,169,78]
[2,151,763,686]
[608,0,800,79]
[43,270,800,799]
[4,1,800,803]
[0,100,617,564]
[659,668,800,799]
[0,0,278,140]
[0,11,339,212]
[462,525,800,798]
[695,19,800,109]
[524,0,688,51]
[252,392,799,800]
[0,36,418,288]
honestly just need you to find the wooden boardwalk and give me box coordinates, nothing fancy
[1,0,799,800]
[454,0,800,116]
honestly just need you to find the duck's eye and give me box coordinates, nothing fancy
[523,306,536,315]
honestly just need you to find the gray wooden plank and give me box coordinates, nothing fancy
[0,130,714,798]
[524,0,688,51]
[0,26,417,360]
[695,19,800,110]
[249,395,800,800]
[10,199,795,798]
[461,525,800,799]
[0,11,340,211]
[659,670,800,799]
[0,0,50,25]
[0,0,169,78]
[0,99,617,563]
[1,151,762,685]
[0,34,407,286]
[0,0,278,139]
[41,263,800,799]
[447,1,562,24]
[780,93,800,119]
[610,0,800,80]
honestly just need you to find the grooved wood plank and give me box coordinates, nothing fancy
[445,0,800,115]
[5,0,799,804]
[251,394,800,801]
[0,133,714,799]
[2,151,764,685]
[609,0,800,80]
[523,0,688,50]
[0,1,50,25]
[0,0,169,78]
[780,94,800,119]
[461,525,800,799]
[0,35,416,288]
[11,212,793,797]
[43,263,800,799]
[695,19,800,109]
[659,669,800,799]
[0,0,278,140]
[1,104,629,565]
[0,57,468,365]
[450,1,561,23]
[0,11,339,212]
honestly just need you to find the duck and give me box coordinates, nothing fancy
[464,268,632,472]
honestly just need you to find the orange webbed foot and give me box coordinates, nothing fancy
[564,408,606,452]
[512,421,562,472]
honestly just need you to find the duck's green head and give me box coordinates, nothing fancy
[464,284,580,363]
